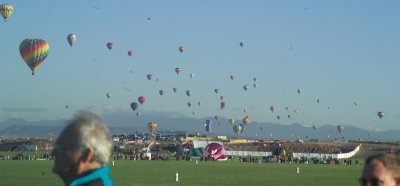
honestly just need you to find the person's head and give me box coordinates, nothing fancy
[360,153,400,186]
[52,111,113,184]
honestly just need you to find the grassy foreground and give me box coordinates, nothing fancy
[0,160,362,186]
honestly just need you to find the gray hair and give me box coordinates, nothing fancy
[65,111,113,165]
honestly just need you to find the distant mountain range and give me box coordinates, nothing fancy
[0,112,398,141]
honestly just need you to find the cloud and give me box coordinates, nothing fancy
[2,107,48,113]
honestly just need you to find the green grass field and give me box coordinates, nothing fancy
[0,160,362,186]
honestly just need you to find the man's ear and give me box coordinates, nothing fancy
[80,148,94,163]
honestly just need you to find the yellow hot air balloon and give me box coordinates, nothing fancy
[0,4,13,22]
[148,122,157,135]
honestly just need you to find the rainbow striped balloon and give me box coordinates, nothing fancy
[19,39,49,75]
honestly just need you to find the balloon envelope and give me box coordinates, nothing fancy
[175,68,181,74]
[0,4,13,22]
[138,96,146,105]
[107,42,113,50]
[378,112,384,119]
[178,46,185,53]
[233,124,241,135]
[130,102,139,111]
[67,34,77,47]
[203,143,225,160]
[205,120,212,132]
[148,122,157,134]
[19,39,49,75]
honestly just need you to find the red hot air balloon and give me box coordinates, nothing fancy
[138,96,146,105]
[220,96,224,100]
[107,42,113,50]
[128,51,133,57]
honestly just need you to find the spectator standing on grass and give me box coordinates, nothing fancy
[359,154,400,186]
[52,111,114,186]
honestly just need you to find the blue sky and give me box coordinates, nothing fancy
[0,0,399,131]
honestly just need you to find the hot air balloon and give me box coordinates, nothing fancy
[253,77,257,82]
[148,122,157,136]
[138,96,146,105]
[178,46,185,53]
[337,125,344,133]
[242,115,250,125]
[186,90,191,97]
[175,67,181,74]
[230,75,234,80]
[312,125,317,130]
[240,124,246,134]
[203,143,225,160]
[297,88,302,94]
[128,51,133,57]
[317,99,320,103]
[136,112,142,116]
[147,74,152,80]
[233,124,241,135]
[192,111,195,115]
[197,101,201,107]
[106,42,113,50]
[189,73,194,79]
[277,115,281,120]
[214,116,219,121]
[214,89,219,94]
[220,102,226,110]
[159,90,164,96]
[253,84,258,88]
[270,106,275,112]
[0,4,13,22]
[67,34,77,47]
[130,102,139,112]
[205,120,212,132]
[65,105,69,109]
[187,102,192,108]
[288,114,291,118]
[228,119,235,125]
[173,87,178,93]
[354,101,359,106]
[239,42,244,48]
[243,109,247,114]
[19,39,49,75]
[378,112,384,119]
[243,85,249,91]
[106,92,111,99]
[285,106,289,110]
[294,109,299,114]
[220,96,224,100]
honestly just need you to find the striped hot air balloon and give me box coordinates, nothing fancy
[19,39,49,75]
